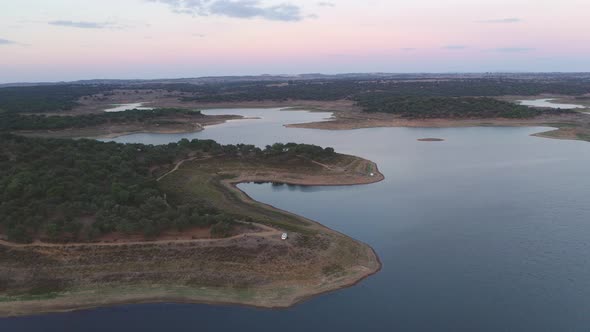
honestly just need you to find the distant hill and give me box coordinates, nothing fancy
[3,72,589,88]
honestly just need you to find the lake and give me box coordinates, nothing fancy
[3,108,590,331]
[103,102,154,112]
[518,98,586,109]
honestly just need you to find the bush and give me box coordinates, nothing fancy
[210,221,233,238]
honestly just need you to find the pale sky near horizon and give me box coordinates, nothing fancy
[1,0,589,83]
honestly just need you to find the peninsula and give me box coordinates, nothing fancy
[0,134,383,317]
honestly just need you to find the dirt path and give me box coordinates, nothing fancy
[157,153,228,181]
[157,156,212,181]
[0,223,281,249]
[307,158,336,171]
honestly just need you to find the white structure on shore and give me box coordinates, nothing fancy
[281,233,288,240]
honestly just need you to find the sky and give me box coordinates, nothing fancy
[1,0,589,83]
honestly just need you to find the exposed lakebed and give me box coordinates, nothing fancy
[4,108,590,331]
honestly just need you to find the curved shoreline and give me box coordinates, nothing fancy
[283,110,590,143]
[0,244,383,318]
[0,252,382,318]
[0,155,384,317]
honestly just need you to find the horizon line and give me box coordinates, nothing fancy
[2,71,590,86]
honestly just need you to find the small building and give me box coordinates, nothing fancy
[370,173,375,177]
[281,233,288,240]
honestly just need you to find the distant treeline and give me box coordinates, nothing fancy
[0,108,203,131]
[0,85,115,113]
[3,78,590,114]
[354,95,575,118]
[0,134,336,243]
[180,81,359,102]
[180,79,590,102]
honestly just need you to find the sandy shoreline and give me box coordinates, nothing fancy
[284,111,590,142]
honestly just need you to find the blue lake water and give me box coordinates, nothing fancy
[4,108,590,331]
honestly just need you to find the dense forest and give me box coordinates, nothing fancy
[0,85,114,113]
[0,108,204,131]
[354,95,575,118]
[0,134,336,243]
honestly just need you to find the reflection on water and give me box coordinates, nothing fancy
[252,182,346,193]
[7,108,590,332]
[105,108,333,145]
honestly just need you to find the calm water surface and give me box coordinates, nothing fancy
[103,102,154,112]
[518,98,586,109]
[4,108,590,331]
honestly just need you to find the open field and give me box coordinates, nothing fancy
[0,153,383,317]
